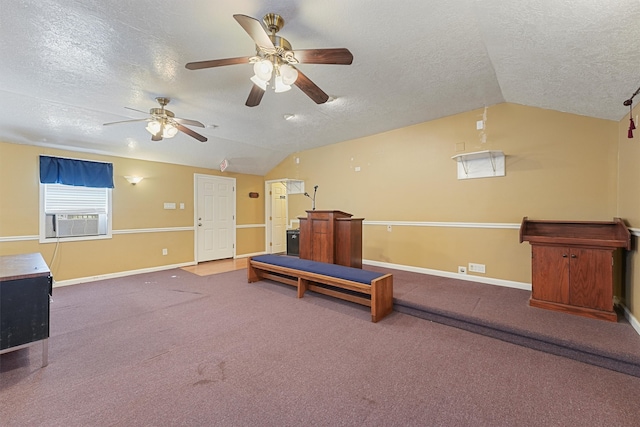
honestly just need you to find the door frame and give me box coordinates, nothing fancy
[264,179,291,254]
[193,173,236,262]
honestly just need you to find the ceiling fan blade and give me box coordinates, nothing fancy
[174,117,205,128]
[233,14,276,53]
[175,123,208,143]
[124,107,151,115]
[294,69,329,104]
[245,84,265,107]
[103,118,149,126]
[185,56,252,70]
[292,48,354,65]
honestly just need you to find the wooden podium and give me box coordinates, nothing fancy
[519,217,630,322]
[298,210,363,268]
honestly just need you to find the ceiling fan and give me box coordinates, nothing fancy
[185,13,353,107]
[103,97,207,142]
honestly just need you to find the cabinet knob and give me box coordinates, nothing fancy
[562,254,568,258]
[571,254,577,258]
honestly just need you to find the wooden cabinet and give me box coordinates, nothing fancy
[299,210,363,268]
[520,218,630,322]
[0,253,52,366]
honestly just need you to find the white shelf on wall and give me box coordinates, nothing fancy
[282,179,305,194]
[451,150,505,180]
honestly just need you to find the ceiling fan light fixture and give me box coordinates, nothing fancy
[145,120,161,135]
[274,75,292,93]
[106,97,207,142]
[280,64,298,85]
[185,14,353,108]
[250,75,268,90]
[253,59,273,81]
[162,122,179,138]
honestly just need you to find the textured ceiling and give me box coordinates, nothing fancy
[1,0,639,175]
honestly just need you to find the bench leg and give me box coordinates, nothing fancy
[298,277,309,298]
[371,274,394,323]
[247,258,260,283]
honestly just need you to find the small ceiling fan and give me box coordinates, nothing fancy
[103,97,207,142]
[185,13,353,107]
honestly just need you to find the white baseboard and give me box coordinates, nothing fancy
[52,261,196,288]
[620,304,640,337]
[363,259,532,291]
[52,254,269,287]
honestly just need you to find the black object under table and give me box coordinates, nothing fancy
[0,252,52,367]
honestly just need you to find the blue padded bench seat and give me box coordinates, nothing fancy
[251,255,384,285]
[247,255,394,323]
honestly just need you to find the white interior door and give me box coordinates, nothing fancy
[195,174,235,262]
[270,182,287,253]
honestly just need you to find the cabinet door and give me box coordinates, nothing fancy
[310,218,332,263]
[568,248,613,311]
[1,276,50,350]
[531,245,569,304]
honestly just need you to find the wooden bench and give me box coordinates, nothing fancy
[247,255,393,323]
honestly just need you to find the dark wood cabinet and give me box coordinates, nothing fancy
[0,253,52,366]
[299,210,363,268]
[520,217,630,322]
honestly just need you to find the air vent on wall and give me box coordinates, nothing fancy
[53,214,99,238]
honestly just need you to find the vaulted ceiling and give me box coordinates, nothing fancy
[1,0,638,175]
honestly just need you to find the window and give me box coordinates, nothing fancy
[38,156,114,243]
[40,184,112,242]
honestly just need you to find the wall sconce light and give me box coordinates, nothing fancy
[125,176,144,185]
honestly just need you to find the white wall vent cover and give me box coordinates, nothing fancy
[54,214,100,238]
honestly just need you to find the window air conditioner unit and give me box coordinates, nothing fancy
[54,214,100,238]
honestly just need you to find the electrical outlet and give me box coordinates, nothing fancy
[458,266,467,274]
[162,248,168,256]
[469,263,485,273]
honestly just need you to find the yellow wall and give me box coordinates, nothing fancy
[2,102,632,318]
[267,103,620,288]
[236,176,267,254]
[0,142,264,281]
[617,104,640,317]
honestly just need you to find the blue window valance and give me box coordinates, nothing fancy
[39,156,114,188]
